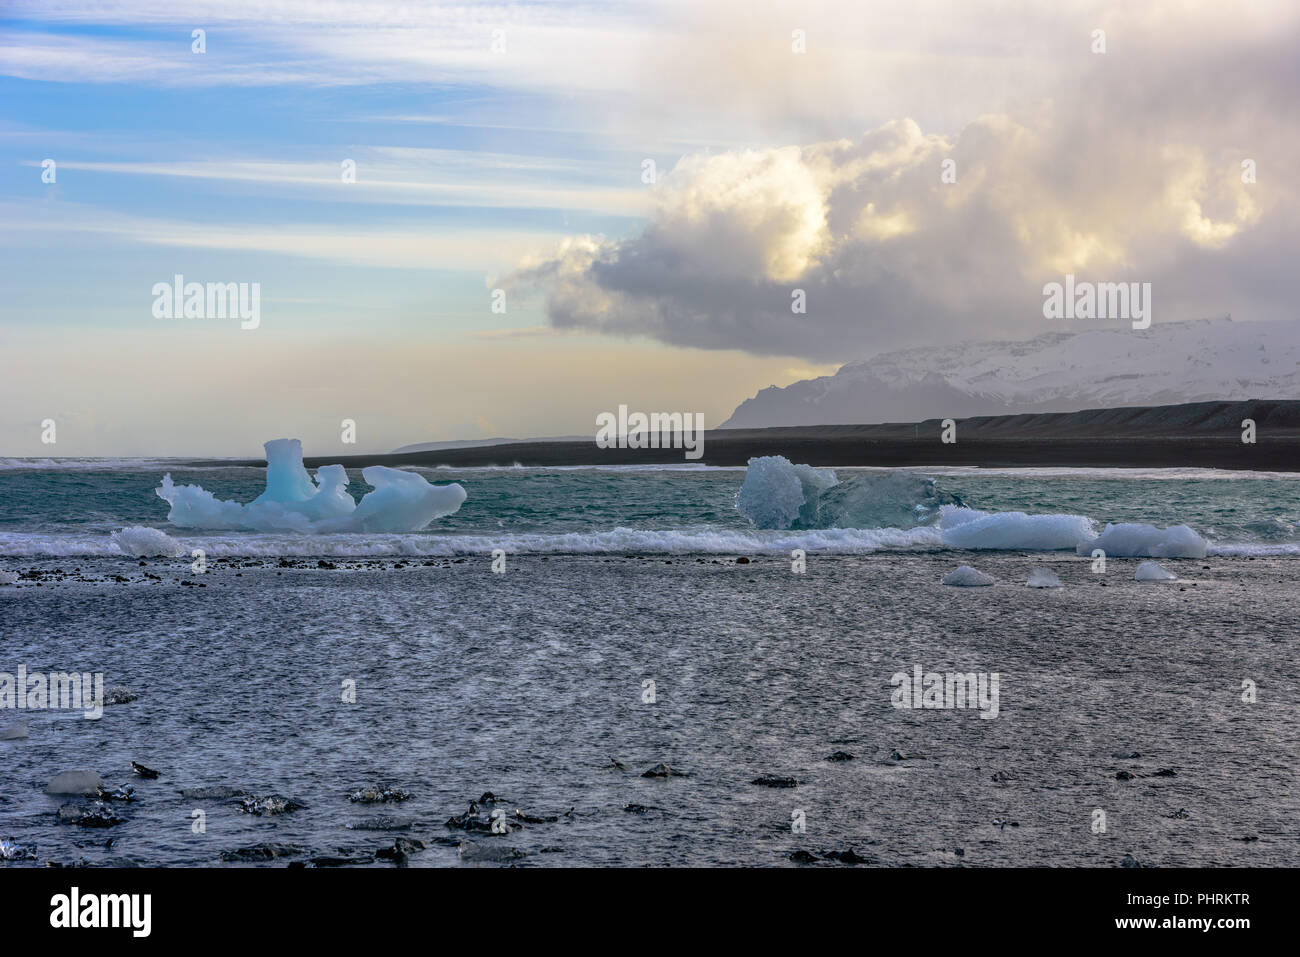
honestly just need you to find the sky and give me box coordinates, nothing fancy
[1,0,1297,456]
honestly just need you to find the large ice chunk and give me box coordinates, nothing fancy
[156,439,466,533]
[250,439,319,504]
[1077,523,1207,559]
[735,456,960,530]
[938,507,1094,550]
[735,456,838,529]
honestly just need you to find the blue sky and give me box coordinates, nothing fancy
[2,1,1297,454]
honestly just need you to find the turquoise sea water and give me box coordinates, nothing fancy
[0,462,1297,557]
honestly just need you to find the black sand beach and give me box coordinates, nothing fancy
[3,551,1296,867]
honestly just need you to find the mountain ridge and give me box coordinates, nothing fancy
[721,318,1300,428]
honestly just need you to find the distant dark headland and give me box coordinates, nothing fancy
[221,400,1300,472]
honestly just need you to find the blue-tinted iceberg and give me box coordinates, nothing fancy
[1077,523,1207,559]
[938,507,1094,551]
[735,455,960,530]
[156,439,466,533]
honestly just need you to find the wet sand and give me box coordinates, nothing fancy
[2,552,1296,867]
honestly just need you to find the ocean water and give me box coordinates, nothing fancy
[1,461,1298,867]
[1,462,1299,558]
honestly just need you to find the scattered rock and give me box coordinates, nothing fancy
[347,785,412,804]
[514,808,559,824]
[219,843,303,862]
[1116,770,1137,780]
[457,840,524,863]
[130,761,160,780]
[825,751,855,762]
[1168,808,1190,819]
[46,770,101,795]
[445,804,520,833]
[238,794,304,815]
[57,803,125,827]
[375,837,426,865]
[888,749,907,762]
[0,837,36,861]
[1110,750,1141,759]
[822,848,872,865]
[789,850,819,864]
[1152,768,1177,777]
[180,786,248,800]
[1120,854,1143,868]
[103,687,138,706]
[990,770,1014,782]
[751,774,799,788]
[345,817,412,831]
[608,757,627,771]
[641,763,688,778]
[310,851,375,867]
[96,785,136,803]
[735,556,751,564]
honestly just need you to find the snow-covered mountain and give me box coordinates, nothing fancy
[721,318,1300,427]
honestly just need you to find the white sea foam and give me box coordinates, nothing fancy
[0,457,206,472]
[0,525,942,558]
[110,526,187,557]
[0,523,1296,559]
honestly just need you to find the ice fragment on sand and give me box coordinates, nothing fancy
[1134,561,1177,581]
[941,565,995,587]
[1026,567,1062,588]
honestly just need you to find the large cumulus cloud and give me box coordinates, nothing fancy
[510,4,1299,362]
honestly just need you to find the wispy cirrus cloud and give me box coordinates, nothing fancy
[6,200,567,271]
[18,152,650,217]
